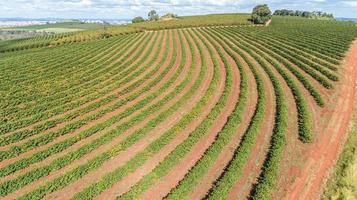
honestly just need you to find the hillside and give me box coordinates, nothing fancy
[4,21,106,31]
[0,13,251,53]
[0,14,357,199]
[0,21,107,41]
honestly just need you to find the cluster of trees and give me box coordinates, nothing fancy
[132,10,178,24]
[251,4,272,24]
[274,9,334,19]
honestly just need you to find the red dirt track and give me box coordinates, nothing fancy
[286,39,357,200]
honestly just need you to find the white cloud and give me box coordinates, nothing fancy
[342,0,357,7]
[1,0,357,19]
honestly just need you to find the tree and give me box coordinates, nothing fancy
[132,16,145,23]
[302,11,312,18]
[161,13,178,18]
[148,10,159,21]
[251,4,272,24]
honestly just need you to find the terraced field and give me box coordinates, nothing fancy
[1,16,357,199]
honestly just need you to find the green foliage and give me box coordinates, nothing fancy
[161,13,178,20]
[0,13,251,53]
[74,29,223,200]
[1,15,357,200]
[274,9,334,19]
[251,4,272,24]
[323,104,357,199]
[119,27,239,200]
[148,10,159,21]
[132,16,145,24]
[17,28,208,200]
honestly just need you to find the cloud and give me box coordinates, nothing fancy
[342,0,357,7]
[1,0,357,19]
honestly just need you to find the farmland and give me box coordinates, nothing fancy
[0,21,107,41]
[0,14,357,200]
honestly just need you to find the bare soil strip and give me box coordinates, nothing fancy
[286,39,357,200]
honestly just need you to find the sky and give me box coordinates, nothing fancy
[1,0,357,19]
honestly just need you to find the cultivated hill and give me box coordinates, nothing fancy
[0,14,357,200]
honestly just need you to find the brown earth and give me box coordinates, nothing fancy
[285,39,357,200]
[43,28,211,200]
[0,32,149,138]
[187,30,259,200]
[135,28,238,200]
[0,31,164,170]
[92,28,229,200]
[227,44,277,200]
[0,31,174,185]
[0,31,158,150]
[2,30,185,199]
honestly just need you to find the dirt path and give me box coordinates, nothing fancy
[43,28,212,200]
[286,39,357,200]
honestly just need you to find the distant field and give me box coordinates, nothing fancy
[3,21,105,31]
[129,13,252,30]
[37,28,85,33]
[0,21,106,38]
[1,15,357,200]
[0,13,251,53]
[2,28,85,33]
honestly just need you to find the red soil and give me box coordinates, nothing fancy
[136,28,237,200]
[0,32,150,139]
[0,31,163,170]
[92,28,229,200]
[2,30,189,199]
[187,39,258,199]
[227,49,277,200]
[0,32,158,151]
[44,28,210,200]
[286,39,357,200]
[0,31,172,185]
[39,28,203,198]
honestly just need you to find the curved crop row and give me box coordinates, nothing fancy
[1,16,357,200]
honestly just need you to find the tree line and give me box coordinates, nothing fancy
[132,10,178,24]
[273,9,334,19]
